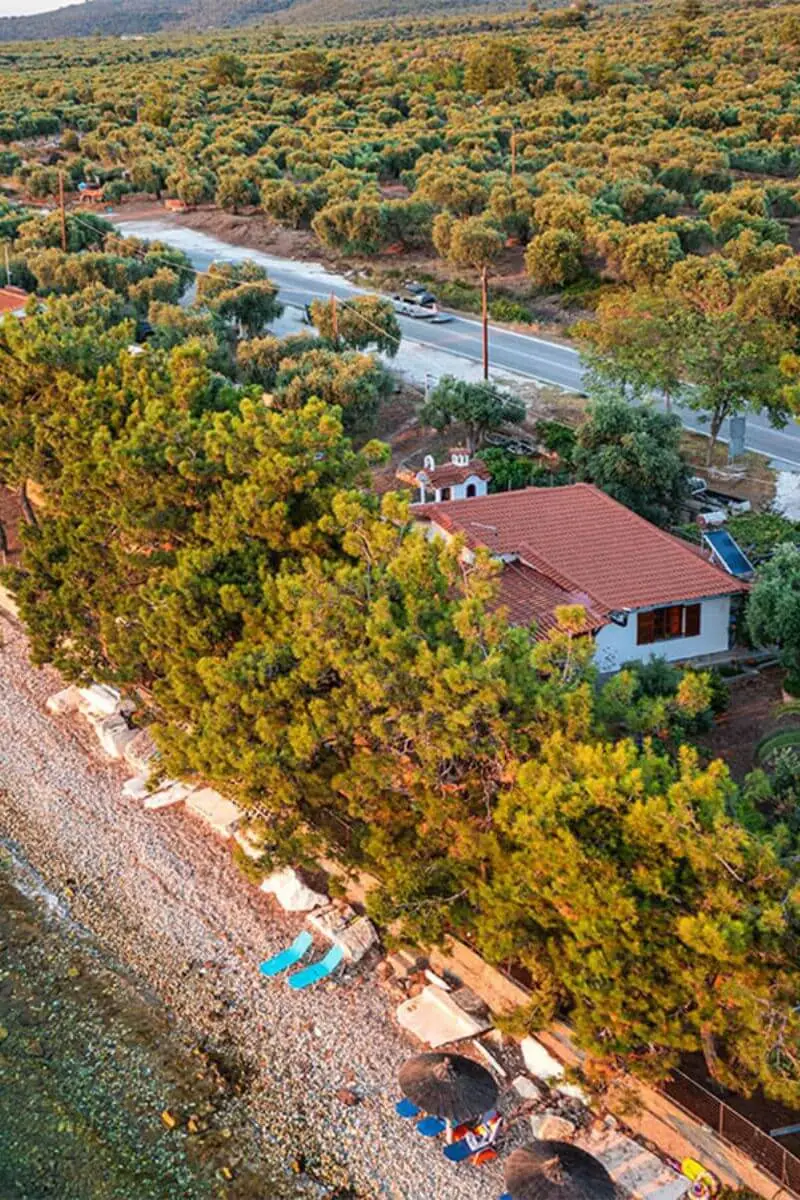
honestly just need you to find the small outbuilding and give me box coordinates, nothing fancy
[397,448,491,504]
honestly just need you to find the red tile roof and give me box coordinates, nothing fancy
[0,286,29,315]
[497,559,605,634]
[416,484,747,630]
[417,460,492,488]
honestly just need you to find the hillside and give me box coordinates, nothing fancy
[0,0,519,42]
[0,0,286,40]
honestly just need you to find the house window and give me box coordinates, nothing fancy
[684,603,701,637]
[439,487,451,501]
[637,603,701,645]
[465,483,477,498]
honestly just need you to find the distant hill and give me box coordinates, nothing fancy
[0,0,519,41]
[0,0,283,41]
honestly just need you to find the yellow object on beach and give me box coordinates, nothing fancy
[681,1158,720,1198]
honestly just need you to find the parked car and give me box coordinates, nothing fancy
[391,292,448,319]
[404,283,438,307]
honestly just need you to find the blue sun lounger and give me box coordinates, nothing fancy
[287,943,345,990]
[395,1098,421,1119]
[416,1115,447,1137]
[444,1138,478,1162]
[259,930,313,978]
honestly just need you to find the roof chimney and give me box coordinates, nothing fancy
[450,447,469,467]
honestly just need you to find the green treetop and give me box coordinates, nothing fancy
[480,736,800,1102]
[420,375,526,456]
[574,395,689,527]
[748,544,800,696]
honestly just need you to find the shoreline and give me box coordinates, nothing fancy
[0,614,505,1200]
[0,850,290,1199]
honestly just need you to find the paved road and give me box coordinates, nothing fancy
[117,218,800,470]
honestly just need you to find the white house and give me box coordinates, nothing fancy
[399,448,491,504]
[414,483,748,671]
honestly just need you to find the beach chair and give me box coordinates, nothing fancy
[287,943,344,991]
[259,930,313,978]
[395,1098,421,1119]
[445,1140,499,1163]
[444,1138,479,1162]
[443,1111,502,1163]
[416,1115,447,1137]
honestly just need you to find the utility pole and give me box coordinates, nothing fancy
[481,266,489,381]
[510,131,517,180]
[58,170,67,252]
[331,291,339,343]
[3,242,10,286]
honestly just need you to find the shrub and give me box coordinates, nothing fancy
[489,296,532,324]
[756,728,800,764]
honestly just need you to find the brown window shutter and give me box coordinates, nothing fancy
[684,603,701,638]
[637,611,655,645]
[667,606,683,637]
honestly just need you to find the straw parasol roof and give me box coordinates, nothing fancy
[398,1052,498,1125]
[504,1142,616,1200]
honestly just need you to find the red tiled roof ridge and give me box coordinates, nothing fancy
[417,499,610,622]
[416,490,610,607]
[515,540,611,618]
[570,481,705,559]
[500,557,607,635]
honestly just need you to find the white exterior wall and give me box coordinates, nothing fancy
[593,594,733,673]
[433,474,488,503]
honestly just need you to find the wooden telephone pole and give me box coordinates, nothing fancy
[481,266,489,381]
[58,171,67,252]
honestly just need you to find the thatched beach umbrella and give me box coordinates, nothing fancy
[398,1052,498,1125]
[504,1142,616,1200]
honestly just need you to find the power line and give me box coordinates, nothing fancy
[72,205,403,348]
[68,207,279,290]
[7,200,403,353]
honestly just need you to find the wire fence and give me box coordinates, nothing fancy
[660,1069,800,1196]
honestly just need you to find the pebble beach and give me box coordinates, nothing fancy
[0,615,509,1200]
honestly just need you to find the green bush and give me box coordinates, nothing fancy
[437,280,480,313]
[756,728,800,764]
[726,512,800,562]
[535,418,577,466]
[478,446,537,492]
[672,523,702,545]
[489,296,533,324]
[705,669,731,715]
[231,842,271,885]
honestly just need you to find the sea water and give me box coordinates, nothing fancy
[0,848,302,1200]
